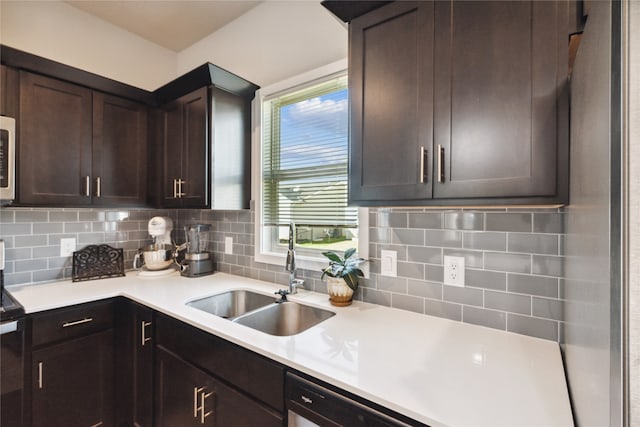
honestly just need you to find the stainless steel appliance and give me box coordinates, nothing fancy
[0,116,16,201]
[133,217,177,277]
[178,224,213,278]
[1,239,25,427]
[286,373,411,427]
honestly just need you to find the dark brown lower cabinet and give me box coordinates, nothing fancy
[114,299,153,427]
[31,329,114,427]
[155,347,283,427]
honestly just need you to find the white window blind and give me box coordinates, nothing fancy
[262,72,357,228]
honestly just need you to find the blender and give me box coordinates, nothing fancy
[177,224,214,277]
[133,216,177,276]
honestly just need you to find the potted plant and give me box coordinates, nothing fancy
[321,248,366,306]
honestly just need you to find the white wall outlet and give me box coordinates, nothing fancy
[380,250,397,277]
[60,238,76,257]
[224,237,233,254]
[444,255,465,287]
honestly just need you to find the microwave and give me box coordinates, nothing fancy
[0,116,15,201]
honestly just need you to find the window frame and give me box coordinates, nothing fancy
[252,59,368,272]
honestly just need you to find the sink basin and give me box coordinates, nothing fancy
[187,290,275,319]
[234,301,335,336]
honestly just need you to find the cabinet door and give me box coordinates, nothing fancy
[115,300,154,427]
[161,99,184,207]
[433,1,567,199]
[156,348,283,427]
[1,65,19,117]
[31,330,114,427]
[93,92,148,206]
[19,71,92,205]
[349,2,434,203]
[180,87,209,208]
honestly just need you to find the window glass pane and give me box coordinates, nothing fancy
[261,72,357,253]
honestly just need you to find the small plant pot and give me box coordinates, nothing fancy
[326,277,354,307]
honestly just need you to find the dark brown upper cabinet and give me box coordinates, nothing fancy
[159,85,252,210]
[92,93,148,206]
[19,71,93,205]
[18,71,148,206]
[0,65,19,117]
[161,87,209,208]
[348,0,569,206]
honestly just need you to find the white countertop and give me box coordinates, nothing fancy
[9,271,574,427]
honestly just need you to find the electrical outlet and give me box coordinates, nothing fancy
[380,250,397,277]
[444,255,465,287]
[224,237,233,254]
[60,238,76,257]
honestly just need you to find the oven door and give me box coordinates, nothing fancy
[1,318,24,427]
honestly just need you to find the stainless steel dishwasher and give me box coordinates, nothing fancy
[286,373,415,427]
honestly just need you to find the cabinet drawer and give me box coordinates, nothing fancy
[31,300,114,347]
[156,313,285,412]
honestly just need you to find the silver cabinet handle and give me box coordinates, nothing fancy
[177,179,186,198]
[62,317,93,328]
[200,390,213,424]
[38,362,43,389]
[194,386,204,418]
[419,146,428,184]
[437,144,445,183]
[85,176,91,197]
[173,179,178,199]
[141,321,152,346]
[96,176,101,198]
[301,395,313,404]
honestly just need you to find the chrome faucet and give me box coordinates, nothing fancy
[285,223,304,295]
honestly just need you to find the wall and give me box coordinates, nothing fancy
[177,1,347,87]
[2,204,565,342]
[560,2,614,426]
[0,1,347,90]
[0,1,176,90]
[629,0,640,423]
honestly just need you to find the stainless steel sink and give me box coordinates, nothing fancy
[187,290,275,319]
[233,301,335,336]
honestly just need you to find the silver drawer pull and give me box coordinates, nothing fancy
[62,317,93,328]
[301,395,313,404]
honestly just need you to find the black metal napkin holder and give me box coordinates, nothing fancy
[72,244,125,282]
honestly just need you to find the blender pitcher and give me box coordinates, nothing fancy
[180,224,214,277]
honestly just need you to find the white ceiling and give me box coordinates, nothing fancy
[65,1,261,52]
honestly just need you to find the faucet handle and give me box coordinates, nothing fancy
[275,289,289,303]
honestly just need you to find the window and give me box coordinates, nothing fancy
[254,61,367,269]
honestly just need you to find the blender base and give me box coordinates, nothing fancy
[180,259,214,278]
